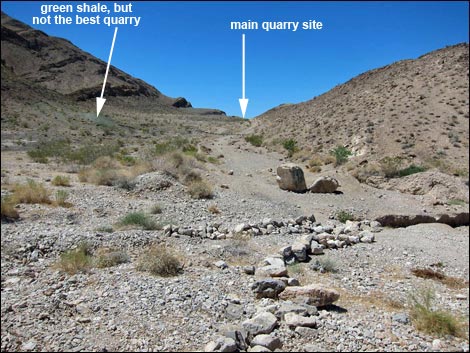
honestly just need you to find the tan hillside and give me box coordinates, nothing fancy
[252,43,469,178]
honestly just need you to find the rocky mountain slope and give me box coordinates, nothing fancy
[1,12,236,149]
[1,12,178,104]
[252,43,469,178]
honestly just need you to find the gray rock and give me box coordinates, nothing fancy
[204,336,237,352]
[276,164,307,193]
[275,302,317,320]
[243,266,256,275]
[251,279,286,299]
[251,334,282,350]
[234,223,250,233]
[294,326,318,339]
[291,242,308,262]
[392,312,410,325]
[279,285,340,306]
[284,312,318,328]
[359,230,375,243]
[310,241,324,255]
[214,260,228,269]
[309,177,339,193]
[247,346,272,352]
[256,265,288,278]
[242,312,278,336]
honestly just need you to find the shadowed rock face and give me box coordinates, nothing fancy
[0,11,189,107]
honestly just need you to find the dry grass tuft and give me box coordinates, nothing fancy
[11,179,51,204]
[51,175,71,187]
[208,204,220,214]
[188,180,214,199]
[136,244,182,277]
[410,288,465,337]
[412,268,469,289]
[1,196,19,221]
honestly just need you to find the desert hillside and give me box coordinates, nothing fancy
[1,13,469,353]
[252,43,469,179]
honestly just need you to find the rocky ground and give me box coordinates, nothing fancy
[1,135,469,352]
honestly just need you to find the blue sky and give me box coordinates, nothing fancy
[2,1,469,118]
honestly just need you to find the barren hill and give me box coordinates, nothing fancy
[252,44,469,177]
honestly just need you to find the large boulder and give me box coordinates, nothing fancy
[276,164,307,193]
[251,279,286,299]
[242,312,278,336]
[172,97,192,108]
[278,285,340,306]
[309,176,339,193]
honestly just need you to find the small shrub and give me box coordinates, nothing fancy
[57,243,93,275]
[94,247,129,268]
[336,210,354,223]
[96,225,114,233]
[380,156,403,178]
[447,199,466,206]
[398,165,426,177]
[51,175,71,187]
[55,190,71,207]
[330,146,352,166]
[245,134,263,147]
[118,212,160,230]
[136,245,182,277]
[207,156,219,164]
[150,204,163,214]
[12,179,51,204]
[208,204,220,214]
[283,139,299,157]
[1,196,19,221]
[310,257,338,273]
[409,288,464,337]
[188,180,214,199]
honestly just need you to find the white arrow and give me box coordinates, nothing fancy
[238,33,249,118]
[96,27,118,117]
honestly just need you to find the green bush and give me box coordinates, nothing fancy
[283,139,299,157]
[398,165,426,177]
[118,212,160,230]
[336,210,354,223]
[245,135,263,147]
[57,243,93,275]
[330,146,352,166]
[55,190,70,207]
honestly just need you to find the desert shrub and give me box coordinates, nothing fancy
[245,134,263,147]
[51,175,71,187]
[27,140,119,165]
[309,166,322,173]
[398,165,426,177]
[310,257,338,273]
[283,139,299,157]
[308,157,323,168]
[1,196,19,221]
[207,156,219,164]
[55,190,71,207]
[78,156,135,186]
[409,288,464,337]
[96,225,114,233]
[330,146,352,166]
[150,204,163,214]
[12,179,51,204]
[336,210,354,223]
[447,199,467,206]
[208,204,220,214]
[136,245,182,277]
[57,243,93,275]
[118,212,160,230]
[188,180,214,199]
[94,247,129,268]
[380,156,403,178]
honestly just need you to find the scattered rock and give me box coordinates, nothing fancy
[284,313,318,328]
[251,279,286,299]
[251,334,282,351]
[242,312,278,336]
